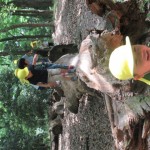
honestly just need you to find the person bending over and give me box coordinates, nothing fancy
[14,65,76,88]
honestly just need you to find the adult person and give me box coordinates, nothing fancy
[109,36,150,85]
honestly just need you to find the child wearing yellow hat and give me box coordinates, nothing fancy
[15,51,77,89]
[109,36,150,85]
[14,65,76,88]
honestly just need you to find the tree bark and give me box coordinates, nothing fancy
[86,0,149,43]
[49,44,78,62]
[51,29,150,149]
[81,30,150,150]
[49,0,150,150]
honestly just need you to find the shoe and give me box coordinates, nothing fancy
[68,65,75,69]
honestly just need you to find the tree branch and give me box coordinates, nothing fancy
[0,35,51,42]
[0,23,54,33]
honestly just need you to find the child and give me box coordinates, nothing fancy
[14,66,76,88]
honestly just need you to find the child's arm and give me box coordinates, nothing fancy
[37,82,58,88]
[32,54,38,65]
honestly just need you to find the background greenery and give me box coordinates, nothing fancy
[0,0,55,149]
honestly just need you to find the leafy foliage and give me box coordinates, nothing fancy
[137,0,149,12]
[0,65,51,149]
[0,0,53,56]
[0,0,55,149]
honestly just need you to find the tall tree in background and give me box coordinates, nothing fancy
[0,0,54,59]
[0,1,55,148]
[8,0,53,9]
[12,9,53,18]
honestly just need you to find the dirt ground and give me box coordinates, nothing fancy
[52,0,114,150]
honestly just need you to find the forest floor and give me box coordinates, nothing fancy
[52,0,114,150]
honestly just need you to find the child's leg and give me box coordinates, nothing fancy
[45,63,68,69]
[47,68,73,76]
[47,68,62,76]
[47,68,77,81]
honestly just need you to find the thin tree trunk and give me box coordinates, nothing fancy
[0,23,54,33]
[12,9,53,17]
[0,50,29,56]
[8,0,53,9]
[0,35,51,42]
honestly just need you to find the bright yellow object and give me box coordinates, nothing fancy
[14,67,29,84]
[109,37,150,85]
[139,78,150,85]
[30,40,41,48]
[109,36,134,80]
[13,60,18,64]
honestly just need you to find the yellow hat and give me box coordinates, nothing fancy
[30,40,41,48]
[13,60,18,64]
[14,67,29,83]
[30,41,37,48]
[109,36,134,80]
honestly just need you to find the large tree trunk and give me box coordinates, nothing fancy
[50,0,150,150]
[75,30,150,150]
[51,30,150,150]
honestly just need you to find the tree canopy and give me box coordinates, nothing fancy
[0,0,55,149]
